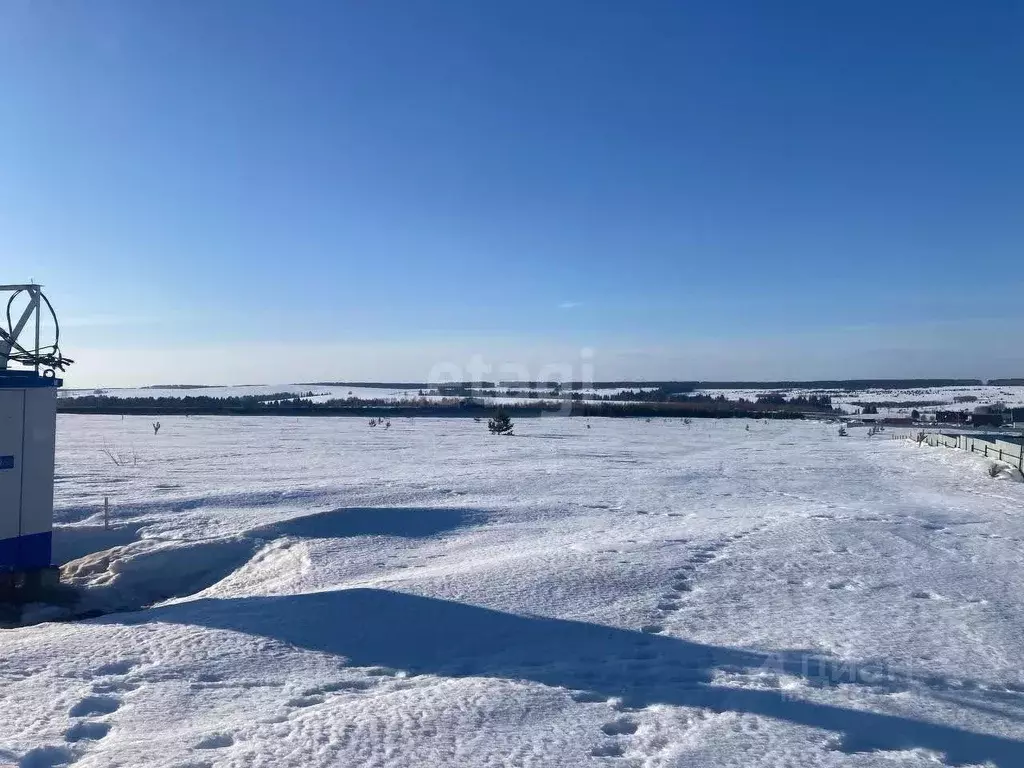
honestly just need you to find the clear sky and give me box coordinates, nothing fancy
[2,1,1022,387]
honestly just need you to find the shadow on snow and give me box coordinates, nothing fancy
[103,588,1024,766]
[250,506,481,540]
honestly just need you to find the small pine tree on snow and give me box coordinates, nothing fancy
[488,410,514,435]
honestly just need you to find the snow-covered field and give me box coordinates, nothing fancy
[4,416,1024,767]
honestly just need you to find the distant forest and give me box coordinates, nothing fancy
[301,378,985,391]
[99,378,1004,394]
[57,392,819,420]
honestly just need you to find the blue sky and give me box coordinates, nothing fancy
[1,1,1021,386]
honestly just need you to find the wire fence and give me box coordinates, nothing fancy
[891,431,1024,471]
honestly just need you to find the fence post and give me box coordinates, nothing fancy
[104,496,109,531]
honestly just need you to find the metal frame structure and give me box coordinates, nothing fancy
[0,284,44,372]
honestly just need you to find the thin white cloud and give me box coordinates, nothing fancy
[558,301,582,310]
[59,315,160,328]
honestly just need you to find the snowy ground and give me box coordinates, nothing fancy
[3,416,1024,767]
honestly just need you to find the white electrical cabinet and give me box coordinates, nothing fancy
[0,372,59,571]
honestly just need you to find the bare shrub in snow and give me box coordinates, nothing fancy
[100,443,138,467]
[915,431,926,445]
[988,463,1003,478]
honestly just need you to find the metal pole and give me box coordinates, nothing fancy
[33,285,40,374]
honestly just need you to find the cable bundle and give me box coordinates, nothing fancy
[0,288,74,372]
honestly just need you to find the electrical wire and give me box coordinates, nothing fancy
[0,288,74,372]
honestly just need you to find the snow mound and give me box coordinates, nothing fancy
[61,536,259,616]
[55,506,481,618]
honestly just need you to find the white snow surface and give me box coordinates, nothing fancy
[3,415,1024,766]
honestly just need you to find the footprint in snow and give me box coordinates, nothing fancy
[827,581,856,591]
[17,744,75,768]
[601,717,639,736]
[93,660,138,676]
[571,690,610,703]
[286,694,324,708]
[195,733,234,750]
[589,741,618,761]
[308,680,373,694]
[69,695,120,717]
[65,721,111,743]
[91,679,139,694]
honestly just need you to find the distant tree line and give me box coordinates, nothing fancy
[58,393,809,420]
[686,379,982,390]
[295,378,992,394]
[61,392,322,411]
[433,385,834,411]
[754,393,832,409]
[850,400,947,409]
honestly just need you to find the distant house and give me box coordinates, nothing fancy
[969,412,1005,428]
[883,417,913,426]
